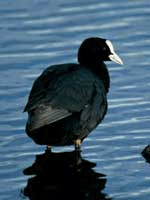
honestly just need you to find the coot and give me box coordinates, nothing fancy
[24,37,123,152]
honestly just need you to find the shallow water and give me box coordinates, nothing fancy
[0,0,150,199]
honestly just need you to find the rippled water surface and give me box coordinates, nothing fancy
[1,0,150,199]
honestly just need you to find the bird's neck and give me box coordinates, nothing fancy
[87,62,110,93]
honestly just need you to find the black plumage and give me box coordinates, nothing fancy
[24,37,123,149]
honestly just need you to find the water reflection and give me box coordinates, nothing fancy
[23,150,110,200]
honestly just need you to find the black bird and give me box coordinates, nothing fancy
[24,37,123,154]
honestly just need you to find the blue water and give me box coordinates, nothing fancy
[1,0,150,199]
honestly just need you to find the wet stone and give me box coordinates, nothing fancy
[142,145,150,163]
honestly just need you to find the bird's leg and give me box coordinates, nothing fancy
[75,139,81,151]
[46,145,52,153]
[74,139,82,165]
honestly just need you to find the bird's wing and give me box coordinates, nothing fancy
[27,105,72,131]
[24,64,80,112]
[24,64,95,112]
[24,64,107,130]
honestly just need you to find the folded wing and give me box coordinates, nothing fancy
[24,64,107,131]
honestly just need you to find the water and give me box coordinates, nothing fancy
[0,0,150,199]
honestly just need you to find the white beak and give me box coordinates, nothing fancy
[106,40,123,65]
[109,52,123,65]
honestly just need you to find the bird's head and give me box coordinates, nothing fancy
[78,37,123,66]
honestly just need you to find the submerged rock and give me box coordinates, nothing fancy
[142,145,150,163]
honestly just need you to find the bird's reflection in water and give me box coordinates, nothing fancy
[23,150,111,200]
